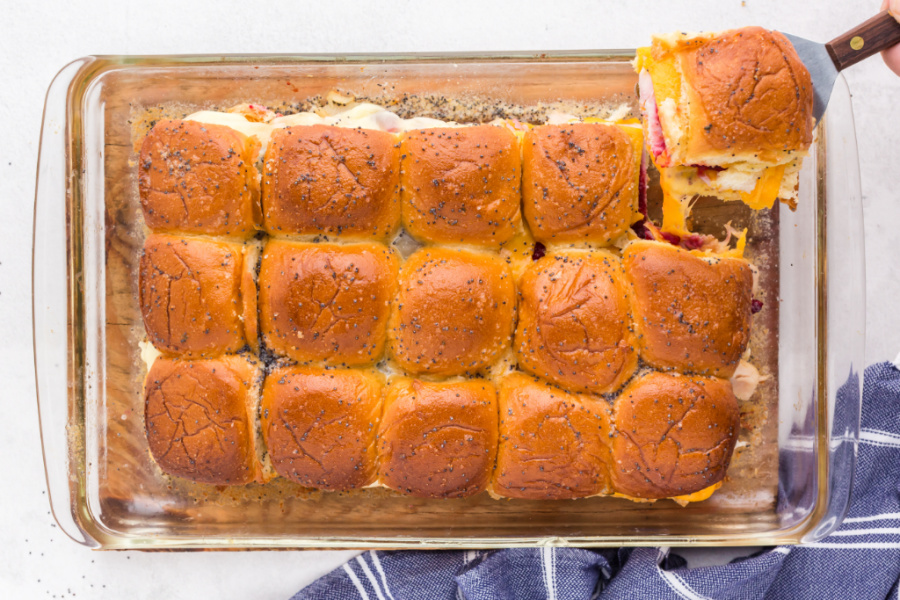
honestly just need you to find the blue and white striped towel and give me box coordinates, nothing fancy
[294,362,900,600]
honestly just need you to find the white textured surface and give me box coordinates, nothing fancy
[1,0,898,597]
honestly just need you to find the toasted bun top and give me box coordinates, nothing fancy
[139,234,250,357]
[139,119,261,238]
[377,378,498,499]
[258,240,399,366]
[611,371,739,499]
[144,355,262,485]
[623,240,753,377]
[262,125,400,239]
[401,125,521,246]
[491,372,612,500]
[653,27,813,166]
[522,123,640,244]
[389,247,516,376]
[515,250,637,394]
[261,367,383,491]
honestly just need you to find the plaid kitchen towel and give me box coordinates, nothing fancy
[293,361,900,600]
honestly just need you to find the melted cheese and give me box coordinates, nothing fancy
[635,47,681,108]
[722,229,748,259]
[612,481,723,505]
[739,164,787,210]
[661,190,693,237]
[670,481,723,505]
[139,339,161,372]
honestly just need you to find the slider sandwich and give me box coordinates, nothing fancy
[377,378,498,499]
[258,240,399,366]
[389,247,516,376]
[401,125,522,247]
[515,249,637,394]
[144,355,265,485]
[490,373,612,500]
[635,27,814,219]
[522,122,643,245]
[262,125,400,240]
[261,367,383,491]
[139,120,261,238]
[622,240,754,377]
[611,371,740,500]
[139,234,259,357]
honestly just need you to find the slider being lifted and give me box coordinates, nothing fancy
[635,27,814,212]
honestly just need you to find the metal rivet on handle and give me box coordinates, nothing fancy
[850,36,865,51]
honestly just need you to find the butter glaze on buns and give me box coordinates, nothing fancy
[611,371,739,499]
[139,119,261,238]
[491,373,612,500]
[515,250,637,394]
[622,240,753,377]
[262,125,400,239]
[259,240,399,365]
[144,355,263,485]
[522,123,640,244]
[261,367,382,491]
[389,247,516,376]
[400,125,521,246]
[377,378,498,498]
[139,234,256,357]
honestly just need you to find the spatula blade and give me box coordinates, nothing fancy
[781,32,837,123]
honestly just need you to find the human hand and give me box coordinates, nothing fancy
[882,0,900,75]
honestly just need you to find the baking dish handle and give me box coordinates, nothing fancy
[33,57,98,547]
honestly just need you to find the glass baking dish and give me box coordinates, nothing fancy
[33,53,864,550]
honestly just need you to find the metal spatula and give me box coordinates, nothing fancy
[782,10,900,122]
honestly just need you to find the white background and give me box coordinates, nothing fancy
[1,0,898,597]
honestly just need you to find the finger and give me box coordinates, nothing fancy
[882,0,900,73]
[883,44,900,75]
[887,0,900,21]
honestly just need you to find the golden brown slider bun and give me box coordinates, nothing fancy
[637,27,813,169]
[622,240,753,377]
[522,123,640,245]
[144,355,263,485]
[389,247,516,376]
[377,378,498,499]
[261,367,382,491]
[400,125,521,246]
[611,371,739,499]
[262,125,400,239]
[491,373,612,500]
[515,250,637,394]
[139,119,261,238]
[139,234,257,357]
[259,240,398,366]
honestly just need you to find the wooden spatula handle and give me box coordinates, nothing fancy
[826,10,900,71]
